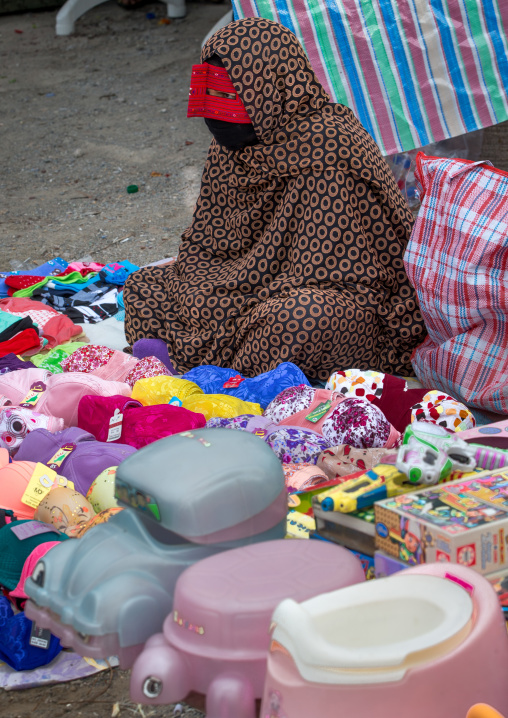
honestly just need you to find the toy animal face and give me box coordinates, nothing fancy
[0,410,28,453]
[34,488,95,534]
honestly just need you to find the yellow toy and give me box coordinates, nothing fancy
[316,465,415,513]
[467,705,506,718]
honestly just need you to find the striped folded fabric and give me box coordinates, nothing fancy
[404,152,508,414]
[232,0,508,154]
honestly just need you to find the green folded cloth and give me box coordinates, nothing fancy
[13,271,97,298]
[30,342,86,373]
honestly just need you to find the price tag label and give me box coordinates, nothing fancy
[305,400,332,423]
[29,624,51,649]
[107,409,123,442]
[223,375,245,389]
[47,443,76,470]
[19,381,47,409]
[20,464,60,509]
[11,521,58,540]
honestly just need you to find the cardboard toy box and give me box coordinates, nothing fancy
[460,418,508,449]
[374,470,508,575]
[484,568,508,617]
[312,501,376,556]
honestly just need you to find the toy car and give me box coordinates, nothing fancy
[25,429,287,667]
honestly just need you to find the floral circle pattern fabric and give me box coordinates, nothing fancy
[321,398,391,448]
[266,427,330,464]
[412,391,475,431]
[326,369,385,402]
[263,384,315,424]
[61,345,114,374]
[124,18,426,382]
[206,414,255,430]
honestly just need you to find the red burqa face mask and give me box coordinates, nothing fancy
[187,63,251,123]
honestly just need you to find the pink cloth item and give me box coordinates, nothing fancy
[124,356,172,388]
[0,447,38,520]
[0,297,82,349]
[278,389,346,435]
[78,394,207,449]
[62,345,170,388]
[61,344,115,373]
[9,542,60,599]
[0,368,130,427]
[0,406,64,456]
[67,261,105,274]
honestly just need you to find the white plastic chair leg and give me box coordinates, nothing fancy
[166,0,186,18]
[56,0,109,35]
[56,0,186,35]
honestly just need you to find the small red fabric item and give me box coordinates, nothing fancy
[0,329,40,358]
[365,374,427,433]
[5,276,44,296]
[187,63,251,123]
[0,298,82,349]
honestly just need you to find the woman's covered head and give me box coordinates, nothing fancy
[197,18,329,144]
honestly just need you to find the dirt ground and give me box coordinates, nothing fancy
[0,0,229,271]
[1,2,508,273]
[0,661,209,717]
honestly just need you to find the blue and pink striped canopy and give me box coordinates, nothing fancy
[232,0,508,154]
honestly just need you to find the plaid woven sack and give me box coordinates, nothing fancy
[404,152,508,413]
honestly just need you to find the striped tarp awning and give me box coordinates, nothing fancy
[232,0,508,155]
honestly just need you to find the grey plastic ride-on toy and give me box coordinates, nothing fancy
[24,428,287,667]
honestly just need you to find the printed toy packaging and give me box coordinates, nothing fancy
[374,470,508,574]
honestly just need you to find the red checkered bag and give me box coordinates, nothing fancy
[404,152,508,413]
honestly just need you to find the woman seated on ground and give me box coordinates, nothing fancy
[124,17,427,384]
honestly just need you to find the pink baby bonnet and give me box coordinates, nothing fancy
[62,345,171,388]
[9,542,60,599]
[0,368,130,427]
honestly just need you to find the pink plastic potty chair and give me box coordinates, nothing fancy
[261,562,508,718]
[130,539,365,718]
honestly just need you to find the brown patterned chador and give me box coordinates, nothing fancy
[124,18,427,383]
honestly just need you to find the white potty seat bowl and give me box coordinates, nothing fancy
[270,574,473,684]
